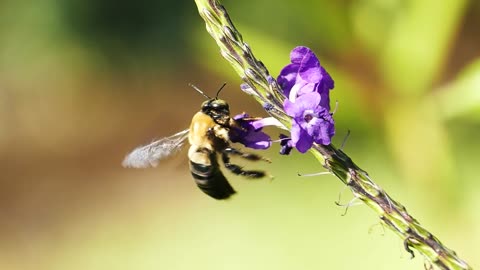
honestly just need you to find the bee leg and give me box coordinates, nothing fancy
[223,147,271,163]
[221,151,266,178]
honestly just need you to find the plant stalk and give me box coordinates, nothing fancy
[193,0,472,269]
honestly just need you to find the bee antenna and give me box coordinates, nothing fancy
[189,83,211,99]
[215,82,227,99]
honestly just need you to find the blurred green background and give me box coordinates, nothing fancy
[1,0,479,269]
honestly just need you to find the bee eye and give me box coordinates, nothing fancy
[217,104,229,112]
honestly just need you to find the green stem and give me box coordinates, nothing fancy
[193,0,472,269]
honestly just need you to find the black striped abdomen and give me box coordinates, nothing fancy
[189,149,235,200]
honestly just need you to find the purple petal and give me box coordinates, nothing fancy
[314,124,332,145]
[230,113,273,150]
[295,92,321,111]
[311,112,335,145]
[277,46,334,104]
[290,121,301,146]
[290,121,313,153]
[251,117,283,130]
[283,98,302,117]
[241,131,272,149]
[289,80,319,101]
[233,112,249,120]
[277,65,298,96]
[321,69,334,90]
[295,129,314,153]
[290,46,319,67]
[293,82,317,99]
[284,91,321,120]
[291,47,323,83]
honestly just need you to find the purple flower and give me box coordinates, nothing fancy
[277,46,335,153]
[277,46,334,110]
[284,92,335,152]
[229,113,273,149]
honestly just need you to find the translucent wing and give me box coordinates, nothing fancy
[122,129,189,168]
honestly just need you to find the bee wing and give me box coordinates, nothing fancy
[122,129,189,168]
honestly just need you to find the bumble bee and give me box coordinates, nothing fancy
[122,84,269,199]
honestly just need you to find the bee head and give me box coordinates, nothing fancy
[189,83,231,125]
[202,99,231,125]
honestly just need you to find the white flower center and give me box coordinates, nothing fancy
[303,109,317,123]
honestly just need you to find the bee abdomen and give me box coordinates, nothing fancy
[190,161,236,200]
